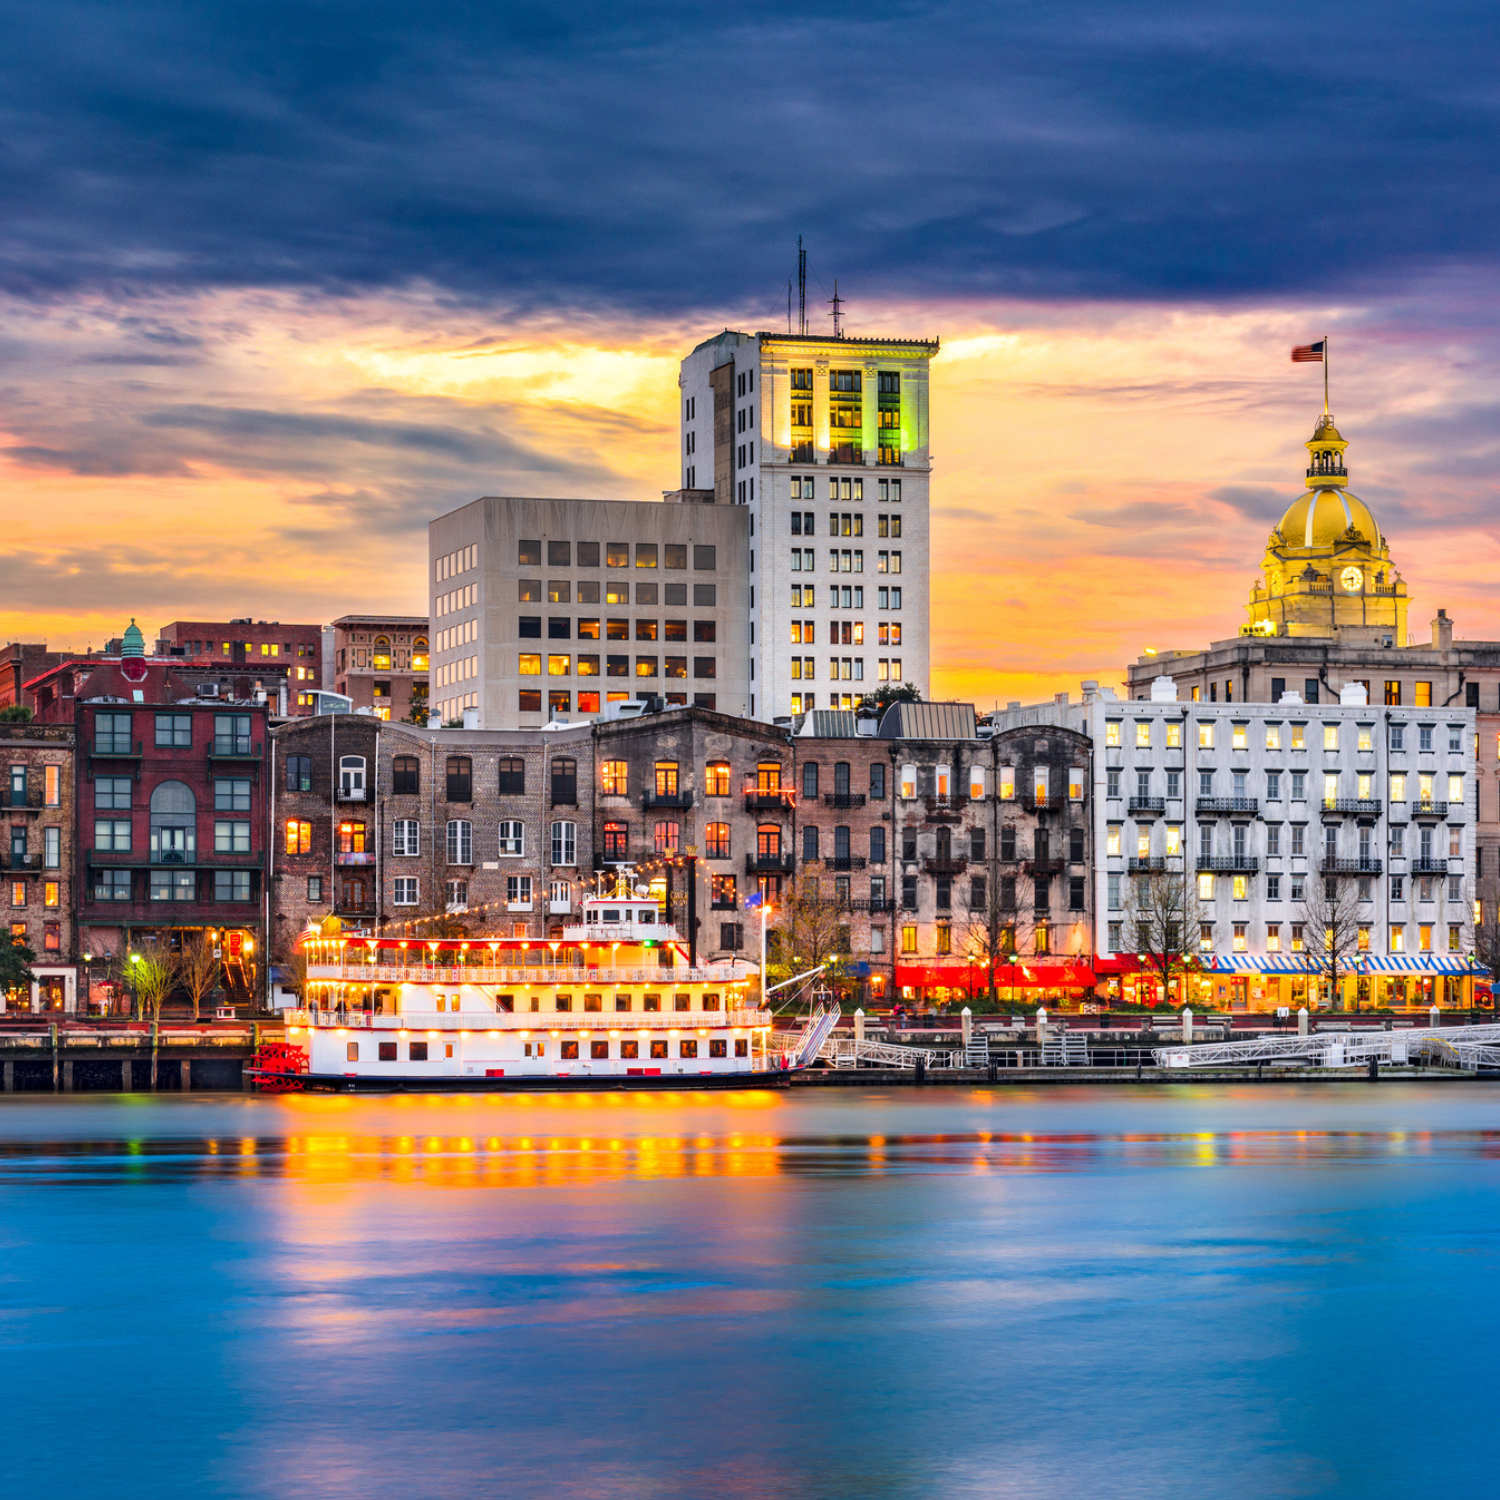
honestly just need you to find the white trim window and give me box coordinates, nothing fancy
[393,877,418,906]
[550,820,577,866]
[506,875,533,907]
[339,755,366,798]
[499,821,525,857]
[393,819,420,857]
[446,819,473,865]
[899,763,916,800]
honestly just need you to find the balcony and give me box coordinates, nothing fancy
[0,787,43,811]
[1128,857,1168,875]
[0,851,39,871]
[1410,858,1451,876]
[850,898,896,912]
[1306,463,1347,480]
[1195,797,1260,816]
[743,788,794,812]
[336,787,372,804]
[335,851,375,866]
[90,738,142,760]
[334,899,377,917]
[823,792,867,808]
[207,740,262,761]
[823,855,867,871]
[86,847,265,868]
[1128,796,1165,817]
[923,856,969,875]
[745,852,795,874]
[1025,857,1066,876]
[1321,798,1381,818]
[642,790,693,810]
[1412,801,1449,819]
[1321,857,1385,875]
[1196,855,1259,873]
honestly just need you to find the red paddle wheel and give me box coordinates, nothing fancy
[252,1041,309,1093]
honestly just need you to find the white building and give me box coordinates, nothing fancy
[990,677,1479,1010]
[676,329,937,720]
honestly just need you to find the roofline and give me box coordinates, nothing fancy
[755,332,940,353]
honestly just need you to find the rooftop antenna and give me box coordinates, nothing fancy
[797,236,807,336]
[787,277,792,335]
[829,279,844,338]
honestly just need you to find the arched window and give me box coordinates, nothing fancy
[392,755,419,795]
[834,762,851,796]
[705,822,730,859]
[802,762,819,800]
[757,824,781,858]
[935,826,952,861]
[834,825,851,861]
[339,755,366,800]
[372,636,392,671]
[602,821,628,861]
[446,819,473,865]
[411,637,429,672]
[802,825,819,863]
[149,780,196,862]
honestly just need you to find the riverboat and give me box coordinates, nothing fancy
[262,875,836,1091]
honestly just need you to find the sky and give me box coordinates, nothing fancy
[3,0,1500,703]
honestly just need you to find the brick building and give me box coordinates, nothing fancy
[0,643,70,713]
[0,720,77,1011]
[270,716,598,967]
[29,631,271,1005]
[592,708,796,963]
[330,615,429,722]
[156,619,323,713]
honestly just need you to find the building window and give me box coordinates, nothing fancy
[551,756,578,803]
[154,713,192,748]
[391,755,419,794]
[392,819,420,857]
[392,877,418,906]
[214,870,252,902]
[706,822,731,859]
[602,822,628,861]
[94,870,131,902]
[550,821,577,866]
[213,819,250,854]
[307,876,323,902]
[446,820,473,865]
[446,756,472,801]
[498,821,525,857]
[655,821,680,854]
[602,760,628,796]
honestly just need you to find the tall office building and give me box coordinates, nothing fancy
[676,329,938,720]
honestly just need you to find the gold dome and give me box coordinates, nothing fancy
[1274,488,1381,549]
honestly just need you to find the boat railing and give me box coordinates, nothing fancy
[287,1007,773,1030]
[305,964,748,985]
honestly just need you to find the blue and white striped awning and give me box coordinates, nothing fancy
[1199,953,1482,976]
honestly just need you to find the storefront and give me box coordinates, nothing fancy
[894,959,1096,1007]
[0,965,78,1014]
[1195,953,1485,1011]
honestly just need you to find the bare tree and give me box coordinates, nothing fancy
[129,949,181,1089]
[1123,870,1205,1007]
[766,874,852,1012]
[1298,866,1365,1010]
[179,934,222,1021]
[961,869,1033,1007]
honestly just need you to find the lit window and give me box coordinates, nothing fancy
[1264,724,1281,750]
[1232,723,1248,749]
[1198,873,1215,900]
[1165,723,1182,749]
[518,654,542,676]
[1105,721,1121,747]
[1135,721,1151,748]
[1198,722,1214,749]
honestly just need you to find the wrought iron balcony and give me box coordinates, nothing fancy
[1128,796,1165,816]
[1195,855,1259,873]
[924,856,969,875]
[0,787,42,810]
[1410,858,1451,875]
[336,786,372,804]
[850,898,896,912]
[1026,857,1067,876]
[1412,801,1449,819]
[822,855,867,871]
[743,788,793,811]
[1320,857,1384,875]
[1321,798,1381,817]
[745,852,795,874]
[823,792,867,808]
[0,851,39,870]
[1127,857,1168,875]
[642,790,693,809]
[1195,796,1259,816]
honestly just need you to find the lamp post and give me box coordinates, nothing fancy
[82,951,92,1018]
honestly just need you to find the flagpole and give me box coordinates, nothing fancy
[1324,333,1330,414]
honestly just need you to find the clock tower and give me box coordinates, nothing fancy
[1244,412,1408,641]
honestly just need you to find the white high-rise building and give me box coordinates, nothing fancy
[675,329,938,720]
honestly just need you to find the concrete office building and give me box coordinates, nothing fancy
[428,497,751,730]
[676,328,937,719]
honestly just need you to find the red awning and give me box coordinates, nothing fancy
[1092,955,1145,976]
[894,961,1097,989]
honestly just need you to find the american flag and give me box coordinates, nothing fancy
[1291,340,1325,363]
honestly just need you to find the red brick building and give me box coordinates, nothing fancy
[157,619,323,714]
[29,632,271,1005]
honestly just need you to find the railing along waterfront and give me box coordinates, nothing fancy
[305,963,748,985]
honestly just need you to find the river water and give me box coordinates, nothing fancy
[1,1083,1497,1499]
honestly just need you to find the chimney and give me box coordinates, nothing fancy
[1149,675,1178,703]
[1432,609,1453,650]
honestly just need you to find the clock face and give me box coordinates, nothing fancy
[1340,566,1364,593]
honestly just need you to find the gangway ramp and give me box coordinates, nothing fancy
[1154,1022,1500,1071]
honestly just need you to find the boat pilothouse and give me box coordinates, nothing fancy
[283,870,783,1090]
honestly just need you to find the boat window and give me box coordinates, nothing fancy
[674,992,691,1012]
[615,993,632,1011]
[584,994,602,1012]
[408,1042,428,1061]
[378,1042,397,1061]
[586,909,599,923]
[603,908,621,922]
[680,1040,698,1058]
[556,994,572,1011]
[346,1042,359,1061]
[561,1041,579,1059]
[650,1039,668,1058]
[644,993,661,1011]
[703,993,721,1011]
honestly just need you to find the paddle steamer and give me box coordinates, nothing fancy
[268,874,829,1090]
